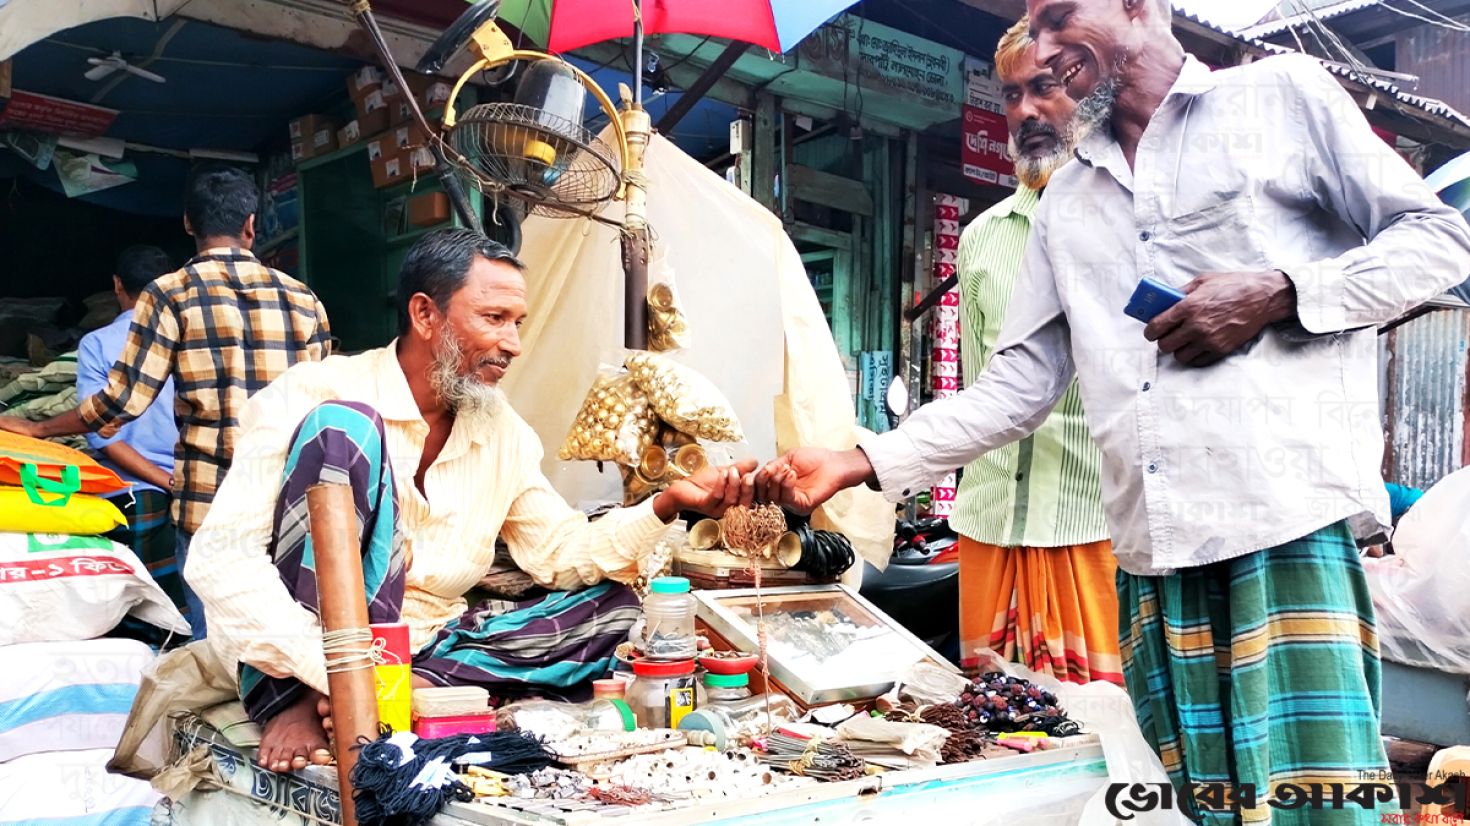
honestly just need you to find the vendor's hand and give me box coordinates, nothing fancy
[1144,271,1297,368]
[754,447,874,515]
[0,416,40,439]
[655,459,757,520]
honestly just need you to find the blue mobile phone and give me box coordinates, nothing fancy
[1124,278,1186,323]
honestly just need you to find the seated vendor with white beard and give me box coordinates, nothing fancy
[185,228,757,773]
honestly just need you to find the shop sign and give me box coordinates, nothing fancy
[0,90,118,137]
[796,17,964,112]
[961,58,1016,189]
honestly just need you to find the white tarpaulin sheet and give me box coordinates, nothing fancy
[503,134,893,569]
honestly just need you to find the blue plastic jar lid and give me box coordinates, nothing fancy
[649,576,691,594]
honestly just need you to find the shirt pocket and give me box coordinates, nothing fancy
[1150,195,1271,287]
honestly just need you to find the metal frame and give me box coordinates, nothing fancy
[693,583,959,706]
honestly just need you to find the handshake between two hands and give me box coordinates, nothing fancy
[658,447,877,521]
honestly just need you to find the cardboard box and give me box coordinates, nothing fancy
[288,113,334,142]
[405,146,434,174]
[355,89,387,118]
[358,108,390,137]
[391,123,429,152]
[370,151,407,189]
[423,81,453,108]
[337,119,363,148]
[390,100,415,127]
[289,115,338,163]
[408,192,450,228]
[366,134,395,163]
[347,66,383,99]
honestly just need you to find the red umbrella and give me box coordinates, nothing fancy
[496,0,863,54]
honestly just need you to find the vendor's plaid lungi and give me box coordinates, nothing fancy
[108,488,184,616]
[240,401,637,725]
[1118,520,1392,824]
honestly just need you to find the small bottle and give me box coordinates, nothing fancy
[593,678,626,701]
[641,576,696,661]
[703,672,753,705]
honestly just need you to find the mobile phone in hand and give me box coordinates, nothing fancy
[1124,278,1186,323]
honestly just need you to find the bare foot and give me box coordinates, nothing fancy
[257,692,332,773]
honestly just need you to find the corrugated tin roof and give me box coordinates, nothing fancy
[1241,0,1383,37]
[1171,7,1470,133]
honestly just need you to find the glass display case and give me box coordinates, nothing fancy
[694,584,959,705]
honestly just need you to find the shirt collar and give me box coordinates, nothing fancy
[190,247,259,264]
[372,342,430,424]
[992,185,1042,220]
[1073,56,1214,178]
[370,341,495,446]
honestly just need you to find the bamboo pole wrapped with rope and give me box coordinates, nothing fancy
[307,483,380,826]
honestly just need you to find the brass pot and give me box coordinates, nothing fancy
[775,532,803,569]
[689,518,723,550]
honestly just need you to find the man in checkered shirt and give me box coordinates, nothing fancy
[0,165,331,638]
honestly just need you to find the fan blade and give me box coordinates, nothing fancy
[124,65,166,83]
[83,64,117,81]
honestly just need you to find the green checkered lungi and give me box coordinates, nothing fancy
[107,488,185,617]
[1118,520,1392,824]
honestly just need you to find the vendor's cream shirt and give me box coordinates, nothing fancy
[186,343,669,695]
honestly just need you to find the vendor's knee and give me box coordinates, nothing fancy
[290,401,389,462]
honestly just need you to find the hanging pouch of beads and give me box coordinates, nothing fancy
[558,367,660,466]
[625,351,744,443]
[646,258,691,353]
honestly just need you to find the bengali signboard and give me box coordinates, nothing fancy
[0,90,117,137]
[795,16,963,122]
[961,57,1016,189]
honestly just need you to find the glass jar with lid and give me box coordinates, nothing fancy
[703,671,753,705]
[640,576,696,661]
[627,658,697,729]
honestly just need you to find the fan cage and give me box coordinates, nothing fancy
[448,102,621,218]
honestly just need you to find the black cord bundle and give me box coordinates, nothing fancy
[784,520,856,581]
[350,730,554,826]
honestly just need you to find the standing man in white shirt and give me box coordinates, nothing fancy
[755,0,1470,818]
[188,229,755,775]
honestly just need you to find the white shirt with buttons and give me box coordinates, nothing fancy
[860,54,1470,576]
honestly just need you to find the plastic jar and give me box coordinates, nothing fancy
[703,672,753,705]
[592,678,626,701]
[641,576,697,661]
[627,658,697,729]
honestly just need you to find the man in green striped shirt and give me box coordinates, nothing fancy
[951,18,1121,684]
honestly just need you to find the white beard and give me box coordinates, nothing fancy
[428,330,504,424]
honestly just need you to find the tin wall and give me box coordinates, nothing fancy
[1384,310,1470,488]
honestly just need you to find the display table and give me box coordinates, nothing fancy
[157,715,1108,826]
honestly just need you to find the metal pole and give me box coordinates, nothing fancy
[633,0,644,106]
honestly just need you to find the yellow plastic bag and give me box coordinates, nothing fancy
[0,487,126,535]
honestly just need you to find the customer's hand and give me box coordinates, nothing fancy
[753,447,874,515]
[0,416,40,439]
[655,459,757,520]
[1145,270,1297,367]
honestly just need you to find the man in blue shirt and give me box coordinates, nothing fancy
[77,245,186,618]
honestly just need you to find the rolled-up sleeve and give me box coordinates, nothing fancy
[861,223,1076,500]
[1280,57,1470,334]
[77,286,179,432]
[500,427,670,590]
[185,366,333,694]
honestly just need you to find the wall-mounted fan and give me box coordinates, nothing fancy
[84,52,165,84]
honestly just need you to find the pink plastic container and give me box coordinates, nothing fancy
[412,712,496,739]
